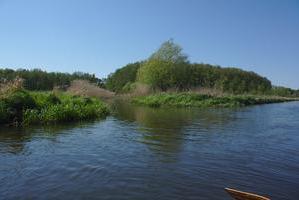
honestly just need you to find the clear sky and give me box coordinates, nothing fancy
[0,0,298,89]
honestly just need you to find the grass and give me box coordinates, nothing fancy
[132,92,294,108]
[0,89,109,126]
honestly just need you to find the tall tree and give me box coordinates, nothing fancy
[138,39,189,91]
[149,39,188,63]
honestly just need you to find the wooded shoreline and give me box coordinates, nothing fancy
[1,40,298,126]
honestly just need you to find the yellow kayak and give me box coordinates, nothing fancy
[225,188,270,200]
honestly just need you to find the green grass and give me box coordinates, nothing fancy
[132,92,292,108]
[0,89,109,126]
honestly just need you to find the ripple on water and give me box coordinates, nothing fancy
[0,102,299,199]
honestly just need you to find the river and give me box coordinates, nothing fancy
[0,102,299,199]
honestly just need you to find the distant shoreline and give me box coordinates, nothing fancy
[131,92,298,108]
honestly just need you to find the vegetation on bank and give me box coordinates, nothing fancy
[0,87,109,126]
[105,40,299,97]
[0,68,104,91]
[105,62,142,93]
[0,39,298,125]
[132,93,293,108]
[1,40,298,98]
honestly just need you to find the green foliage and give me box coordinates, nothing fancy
[149,39,188,63]
[23,109,40,125]
[105,40,290,95]
[23,94,109,125]
[0,90,36,123]
[137,59,175,91]
[189,64,272,94]
[121,82,137,93]
[4,90,36,110]
[137,40,191,91]
[137,60,272,94]
[0,90,109,126]
[29,92,61,108]
[105,62,141,93]
[0,68,103,91]
[133,93,290,108]
[270,86,299,97]
[133,40,272,94]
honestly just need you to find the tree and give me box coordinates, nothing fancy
[149,39,188,63]
[105,62,142,92]
[137,59,174,91]
[137,39,189,91]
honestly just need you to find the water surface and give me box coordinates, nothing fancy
[1,102,299,199]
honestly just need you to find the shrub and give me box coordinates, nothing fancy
[1,90,36,123]
[0,89,109,126]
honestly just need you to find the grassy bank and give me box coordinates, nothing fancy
[132,92,296,108]
[0,89,109,126]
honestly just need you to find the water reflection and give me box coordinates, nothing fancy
[0,101,240,157]
[112,101,239,159]
[0,121,98,155]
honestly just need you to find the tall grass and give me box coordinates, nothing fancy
[67,80,115,100]
[0,77,24,97]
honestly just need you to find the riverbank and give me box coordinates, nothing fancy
[1,88,297,127]
[132,92,297,108]
[0,89,109,126]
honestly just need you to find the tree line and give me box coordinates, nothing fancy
[0,68,103,91]
[106,40,286,95]
[1,40,298,97]
[271,86,299,97]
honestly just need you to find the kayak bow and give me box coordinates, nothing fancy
[225,188,270,200]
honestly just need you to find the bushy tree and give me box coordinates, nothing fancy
[105,62,142,92]
[137,59,174,91]
[137,39,189,91]
[149,39,188,63]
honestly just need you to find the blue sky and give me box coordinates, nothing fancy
[0,0,298,89]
